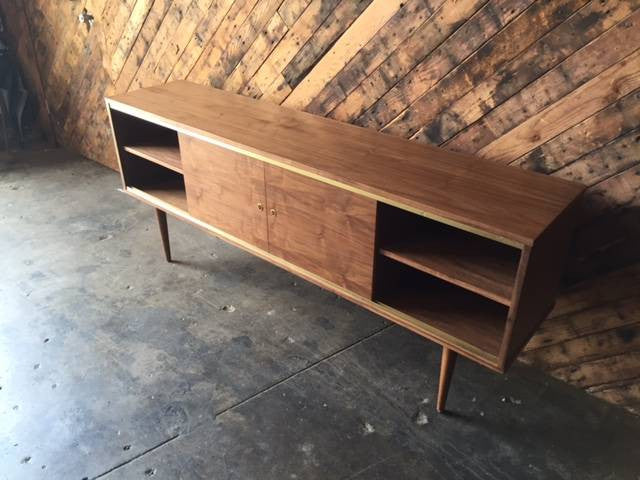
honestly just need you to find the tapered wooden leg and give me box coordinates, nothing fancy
[155,209,171,262]
[436,347,458,413]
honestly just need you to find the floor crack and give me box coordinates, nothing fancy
[88,323,393,479]
[91,433,180,479]
[215,323,394,418]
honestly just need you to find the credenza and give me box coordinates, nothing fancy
[105,81,584,412]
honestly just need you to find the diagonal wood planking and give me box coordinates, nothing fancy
[416,0,640,146]
[2,0,640,415]
[282,0,404,109]
[478,48,640,163]
[306,0,440,117]
[320,0,486,121]
[382,0,591,138]
[357,0,537,132]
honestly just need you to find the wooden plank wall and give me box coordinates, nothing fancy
[1,0,639,414]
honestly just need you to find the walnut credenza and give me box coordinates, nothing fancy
[106,81,584,412]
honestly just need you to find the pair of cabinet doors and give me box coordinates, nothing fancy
[179,135,376,298]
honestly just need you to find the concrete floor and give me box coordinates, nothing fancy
[0,146,638,480]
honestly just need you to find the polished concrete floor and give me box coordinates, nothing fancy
[1,146,639,480]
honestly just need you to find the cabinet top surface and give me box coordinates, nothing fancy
[107,81,584,245]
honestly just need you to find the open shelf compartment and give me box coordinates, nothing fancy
[374,257,507,363]
[109,109,187,212]
[376,203,521,306]
[113,111,182,172]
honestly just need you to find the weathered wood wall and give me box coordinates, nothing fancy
[2,0,639,414]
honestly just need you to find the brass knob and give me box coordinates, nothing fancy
[270,208,277,216]
[257,202,264,211]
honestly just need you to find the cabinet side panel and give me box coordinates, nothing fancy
[265,165,377,298]
[500,202,581,368]
[105,105,127,188]
[179,134,268,250]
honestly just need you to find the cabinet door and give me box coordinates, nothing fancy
[180,135,268,250]
[265,165,377,298]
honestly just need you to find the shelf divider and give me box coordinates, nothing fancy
[124,143,182,174]
[379,228,520,306]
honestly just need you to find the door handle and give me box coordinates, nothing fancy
[270,208,277,216]
[257,202,264,211]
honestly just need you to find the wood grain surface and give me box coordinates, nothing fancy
[265,164,377,298]
[107,81,584,247]
[180,134,269,250]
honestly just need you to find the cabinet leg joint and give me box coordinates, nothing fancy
[156,209,172,262]
[437,346,457,413]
